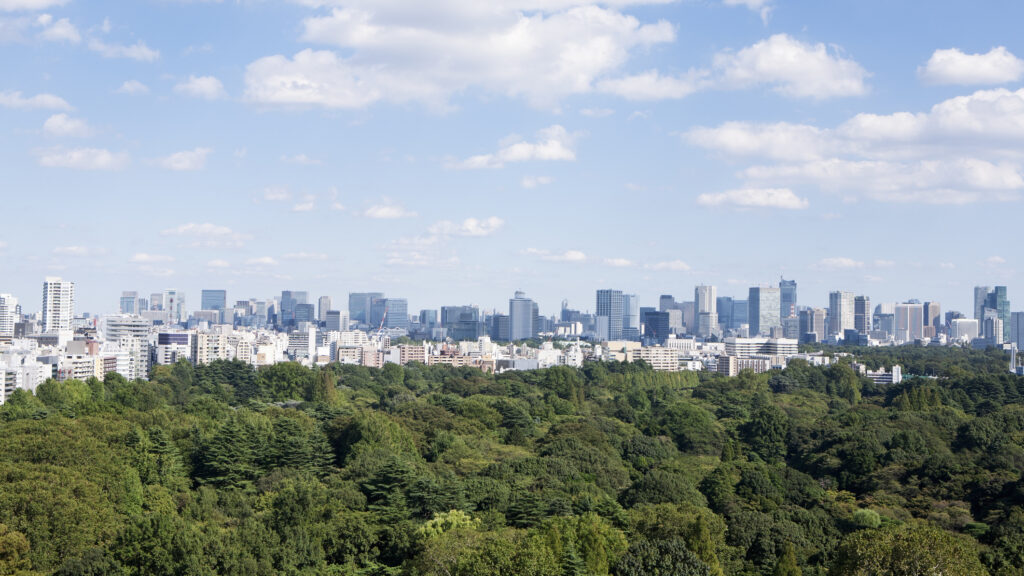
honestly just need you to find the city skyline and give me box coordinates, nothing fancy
[2,1,1023,314]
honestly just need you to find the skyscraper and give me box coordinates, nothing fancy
[854,296,871,334]
[201,289,227,311]
[164,289,186,324]
[42,277,75,333]
[828,291,855,337]
[0,293,17,339]
[596,289,624,340]
[349,292,384,325]
[279,290,308,328]
[150,292,164,311]
[976,286,1011,343]
[622,294,640,340]
[974,286,991,325]
[325,310,350,332]
[1011,311,1024,345]
[923,301,942,335]
[695,285,717,338]
[799,308,827,343]
[370,298,409,330]
[508,291,536,341]
[120,291,139,315]
[318,296,332,324]
[779,277,797,319]
[894,302,925,343]
[748,286,781,336]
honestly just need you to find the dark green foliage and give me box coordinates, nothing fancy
[613,538,712,576]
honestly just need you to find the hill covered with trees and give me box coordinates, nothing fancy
[0,346,1021,575]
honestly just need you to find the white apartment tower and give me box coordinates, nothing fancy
[42,277,75,333]
[695,285,718,338]
[828,291,855,337]
[0,294,17,338]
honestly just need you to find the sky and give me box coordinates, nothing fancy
[0,0,1021,317]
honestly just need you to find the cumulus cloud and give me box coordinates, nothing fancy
[0,0,67,11]
[598,70,705,100]
[452,125,578,169]
[116,80,149,95]
[521,176,553,189]
[919,47,1024,86]
[53,245,92,256]
[647,260,691,271]
[174,75,226,100]
[161,223,250,247]
[524,248,587,262]
[364,203,416,219]
[580,107,614,118]
[429,217,504,237]
[206,259,230,268]
[245,4,675,109]
[284,252,328,260]
[43,113,90,137]
[131,253,174,263]
[816,257,864,270]
[88,38,159,61]
[604,257,634,267]
[291,195,315,211]
[35,13,78,43]
[36,147,128,170]
[246,256,278,266]
[697,188,809,209]
[983,255,1007,267]
[159,148,212,171]
[262,187,291,201]
[0,90,71,110]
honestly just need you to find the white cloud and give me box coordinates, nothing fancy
[161,223,250,248]
[429,217,504,237]
[246,256,278,266]
[816,257,864,270]
[364,203,416,219]
[0,90,71,110]
[580,107,614,118]
[0,0,67,11]
[714,34,869,99]
[116,80,149,94]
[88,38,159,61]
[874,259,896,268]
[291,195,315,211]
[36,13,78,43]
[37,147,128,170]
[919,47,1024,86]
[521,176,553,189]
[262,187,291,201]
[130,253,174,263]
[647,260,691,271]
[723,0,772,20]
[939,262,955,269]
[524,248,587,262]
[246,5,674,109]
[281,153,321,165]
[284,252,328,260]
[598,69,704,100]
[174,75,226,100]
[697,187,809,209]
[206,259,230,268]
[137,265,175,278]
[159,148,212,171]
[452,125,578,169]
[685,122,831,162]
[43,113,90,137]
[53,245,91,256]
[983,255,1006,267]
[604,257,634,267]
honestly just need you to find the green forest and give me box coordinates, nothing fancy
[0,346,1022,575]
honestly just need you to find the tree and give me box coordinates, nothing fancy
[614,538,712,576]
[773,543,801,576]
[0,523,32,575]
[832,524,987,576]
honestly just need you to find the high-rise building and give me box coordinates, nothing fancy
[164,289,186,324]
[442,305,483,341]
[716,296,734,331]
[854,296,871,334]
[950,318,979,342]
[748,286,781,336]
[0,294,17,339]
[622,294,640,340]
[974,286,991,325]
[659,295,677,312]
[642,310,670,344]
[317,296,332,324]
[149,292,164,311]
[596,289,624,340]
[279,290,308,328]
[42,277,75,333]
[201,289,227,311]
[695,285,717,338]
[983,316,1004,346]
[419,309,438,329]
[349,292,384,325]
[325,310,350,332]
[828,291,855,337]
[799,308,827,343]
[923,301,942,336]
[509,291,536,341]
[1010,311,1024,345]
[779,277,797,319]
[119,291,139,315]
[370,298,409,330]
[988,287,1011,342]
[894,302,924,343]
[295,303,316,325]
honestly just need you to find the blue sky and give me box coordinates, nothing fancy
[0,0,1020,317]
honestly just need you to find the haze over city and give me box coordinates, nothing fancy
[2,0,1023,314]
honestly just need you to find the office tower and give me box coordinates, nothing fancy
[596,289,624,340]
[974,286,991,324]
[325,310,350,332]
[150,292,164,311]
[950,318,980,341]
[318,296,332,323]
[828,291,855,337]
[984,317,1004,346]
[732,300,748,330]
[509,291,536,341]
[923,301,941,336]
[0,294,17,338]
[491,314,511,341]
[894,302,925,343]
[799,308,827,343]
[622,294,640,340]
[748,286,781,336]
[279,290,308,328]
[641,310,671,345]
[442,305,483,341]
[854,296,871,334]
[164,289,186,324]
[349,292,384,325]
[370,298,409,330]
[201,290,227,311]
[295,303,316,325]
[659,295,677,312]
[695,285,717,338]
[138,297,148,313]
[419,309,438,328]
[42,277,75,333]
[119,291,139,315]
[988,287,1011,342]
[779,277,797,319]
[1010,312,1024,345]
[716,297,734,331]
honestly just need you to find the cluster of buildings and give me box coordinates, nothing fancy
[3,276,1022,404]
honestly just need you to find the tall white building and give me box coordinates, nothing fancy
[0,294,17,339]
[164,289,186,324]
[894,302,924,343]
[42,277,75,334]
[695,285,718,338]
[828,291,855,337]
